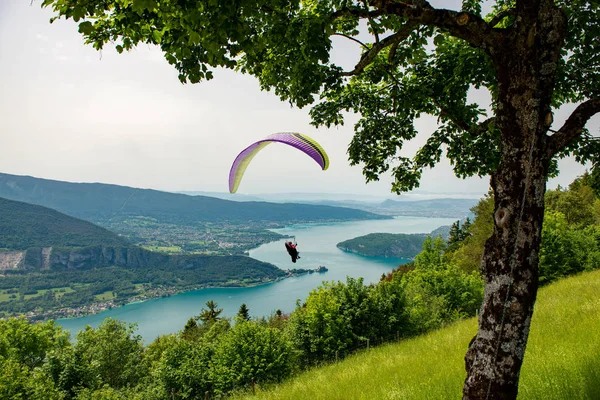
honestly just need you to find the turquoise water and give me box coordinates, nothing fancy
[57,216,456,343]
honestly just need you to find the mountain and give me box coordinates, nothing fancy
[377,198,477,217]
[0,173,388,224]
[336,224,452,259]
[177,191,264,202]
[0,197,128,250]
[275,198,478,218]
[337,233,427,259]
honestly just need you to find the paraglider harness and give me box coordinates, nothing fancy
[285,238,300,263]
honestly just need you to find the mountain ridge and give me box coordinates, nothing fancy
[0,197,129,250]
[0,172,388,224]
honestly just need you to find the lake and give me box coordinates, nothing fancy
[57,216,456,342]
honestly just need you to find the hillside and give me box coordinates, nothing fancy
[0,173,387,224]
[0,248,287,319]
[241,270,600,399]
[303,198,478,217]
[0,243,287,318]
[0,199,287,319]
[0,197,128,250]
[337,232,427,258]
[377,198,477,217]
[336,225,451,258]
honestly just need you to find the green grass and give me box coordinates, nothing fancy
[240,270,600,399]
[0,291,16,302]
[54,287,75,298]
[141,245,183,254]
[94,291,116,301]
[0,287,75,302]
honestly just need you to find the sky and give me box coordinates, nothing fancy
[0,0,596,199]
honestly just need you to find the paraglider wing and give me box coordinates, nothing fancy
[229,132,329,194]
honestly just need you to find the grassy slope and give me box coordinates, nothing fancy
[242,270,600,399]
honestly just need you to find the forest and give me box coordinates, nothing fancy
[0,197,128,250]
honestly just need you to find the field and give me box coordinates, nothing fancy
[0,287,75,302]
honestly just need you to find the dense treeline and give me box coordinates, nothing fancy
[0,197,128,250]
[1,173,598,399]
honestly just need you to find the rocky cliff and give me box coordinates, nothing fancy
[0,245,285,278]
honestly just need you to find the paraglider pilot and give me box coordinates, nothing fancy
[285,241,300,263]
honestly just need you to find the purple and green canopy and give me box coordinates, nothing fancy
[229,132,330,193]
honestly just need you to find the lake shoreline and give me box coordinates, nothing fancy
[57,216,456,341]
[39,267,324,323]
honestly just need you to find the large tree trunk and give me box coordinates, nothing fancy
[463,146,547,399]
[463,3,566,398]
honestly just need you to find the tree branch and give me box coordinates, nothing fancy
[332,33,369,50]
[435,98,495,136]
[488,8,516,28]
[546,97,600,157]
[473,117,495,136]
[331,7,383,20]
[372,0,500,51]
[362,0,380,43]
[342,21,418,76]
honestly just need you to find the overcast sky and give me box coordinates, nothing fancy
[0,1,595,199]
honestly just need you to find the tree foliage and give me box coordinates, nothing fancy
[447,192,494,273]
[237,303,251,321]
[446,175,600,284]
[39,1,599,188]
[0,318,67,399]
[72,319,147,390]
[196,300,223,325]
[211,320,294,394]
[156,338,214,399]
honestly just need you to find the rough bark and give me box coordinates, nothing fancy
[463,2,566,399]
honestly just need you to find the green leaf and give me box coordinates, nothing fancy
[71,6,85,22]
[188,31,201,45]
[151,30,162,44]
[78,21,93,35]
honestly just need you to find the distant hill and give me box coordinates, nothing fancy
[336,224,453,259]
[0,173,388,224]
[177,191,264,202]
[294,198,477,218]
[0,197,128,250]
[337,233,427,259]
[430,224,452,240]
[376,198,476,217]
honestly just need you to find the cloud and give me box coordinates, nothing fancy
[0,0,595,199]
